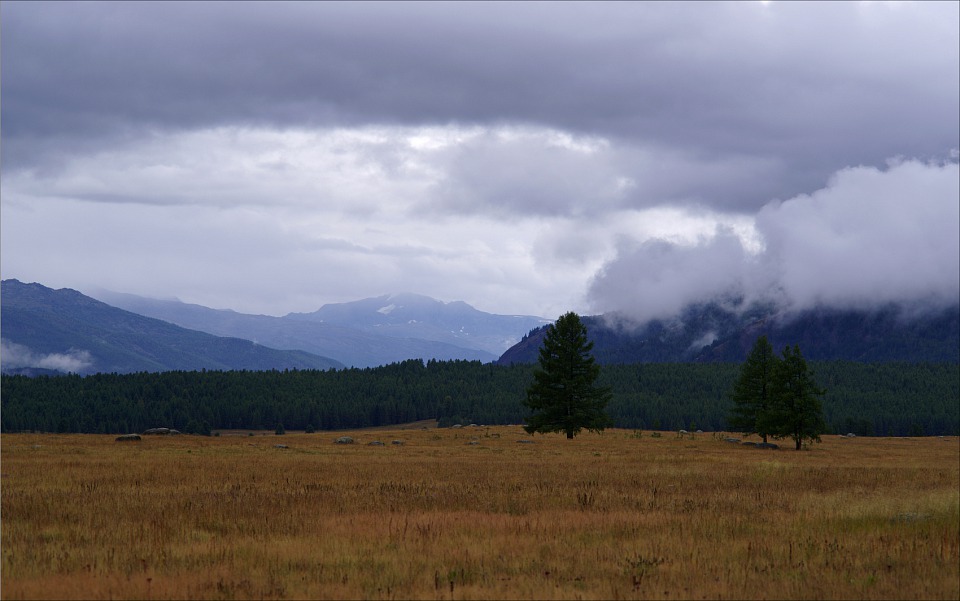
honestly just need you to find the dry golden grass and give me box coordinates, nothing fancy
[2,428,957,600]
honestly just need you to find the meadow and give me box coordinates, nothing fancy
[2,427,957,600]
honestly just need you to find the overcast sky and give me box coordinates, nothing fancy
[2,1,958,320]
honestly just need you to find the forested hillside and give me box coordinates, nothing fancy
[499,304,960,365]
[2,361,956,437]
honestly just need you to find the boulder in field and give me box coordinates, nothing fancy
[335,436,354,444]
[115,434,141,442]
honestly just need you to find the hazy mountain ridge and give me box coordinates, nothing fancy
[286,293,550,356]
[1,280,344,375]
[86,290,544,368]
[498,301,960,365]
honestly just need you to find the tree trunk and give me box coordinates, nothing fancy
[567,431,574,439]
[795,438,802,450]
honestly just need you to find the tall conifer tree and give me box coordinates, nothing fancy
[728,335,777,442]
[524,312,612,439]
[762,344,827,450]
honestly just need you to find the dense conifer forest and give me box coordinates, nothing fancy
[1,360,957,436]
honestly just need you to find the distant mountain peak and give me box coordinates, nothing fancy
[283,293,548,356]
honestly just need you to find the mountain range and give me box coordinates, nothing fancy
[2,279,957,377]
[88,289,549,367]
[1,280,549,374]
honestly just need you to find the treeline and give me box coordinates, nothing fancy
[1,360,957,436]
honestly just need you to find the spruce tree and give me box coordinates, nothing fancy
[762,344,827,450]
[524,312,612,439]
[728,335,777,442]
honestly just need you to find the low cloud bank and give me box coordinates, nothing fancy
[588,157,960,324]
[1,339,94,373]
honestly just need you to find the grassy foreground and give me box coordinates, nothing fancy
[2,428,958,600]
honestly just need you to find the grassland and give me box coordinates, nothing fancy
[2,427,957,599]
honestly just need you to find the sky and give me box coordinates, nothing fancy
[2,1,958,321]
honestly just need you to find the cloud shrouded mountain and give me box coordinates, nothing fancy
[498,302,960,367]
[588,159,960,325]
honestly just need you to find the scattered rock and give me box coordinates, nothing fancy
[892,512,929,523]
[724,437,741,444]
[845,433,856,438]
[450,424,463,429]
[274,444,288,449]
[516,439,536,444]
[367,441,385,446]
[467,441,479,445]
[756,442,779,450]
[391,440,405,445]
[696,429,704,434]
[741,441,757,447]
[143,428,181,435]
[335,436,354,444]
[679,429,689,435]
[115,434,141,442]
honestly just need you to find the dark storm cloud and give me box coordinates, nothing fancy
[2,1,958,319]
[423,128,786,217]
[4,1,957,211]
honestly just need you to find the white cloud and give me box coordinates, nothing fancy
[588,229,758,323]
[759,158,960,310]
[2,126,956,322]
[0,124,770,317]
[0,339,93,373]
[587,158,960,322]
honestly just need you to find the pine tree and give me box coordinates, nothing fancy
[728,335,777,442]
[762,344,827,450]
[524,312,612,439]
